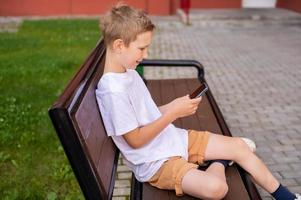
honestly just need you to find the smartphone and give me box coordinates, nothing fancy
[189,82,208,99]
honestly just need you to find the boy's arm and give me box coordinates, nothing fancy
[158,104,169,114]
[123,111,175,149]
[123,95,202,149]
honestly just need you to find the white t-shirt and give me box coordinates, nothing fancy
[95,69,188,182]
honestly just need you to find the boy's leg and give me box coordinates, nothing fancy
[203,133,288,195]
[148,156,228,199]
[183,130,228,199]
[181,168,228,199]
[205,162,226,181]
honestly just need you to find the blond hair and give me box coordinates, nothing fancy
[101,4,155,48]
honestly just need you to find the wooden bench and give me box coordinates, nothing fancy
[49,39,262,200]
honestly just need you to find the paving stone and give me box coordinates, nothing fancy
[117,165,131,172]
[112,197,127,200]
[113,188,131,196]
[281,179,299,187]
[290,186,301,194]
[280,171,301,179]
[290,162,301,170]
[271,145,297,152]
[269,163,292,171]
[115,180,131,188]
[118,172,132,180]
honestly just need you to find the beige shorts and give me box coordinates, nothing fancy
[148,130,211,196]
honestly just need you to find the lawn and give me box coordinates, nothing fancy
[0,19,101,199]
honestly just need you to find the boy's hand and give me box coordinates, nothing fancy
[165,95,202,120]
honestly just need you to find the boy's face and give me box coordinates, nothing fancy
[120,31,153,70]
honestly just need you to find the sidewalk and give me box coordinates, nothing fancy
[178,8,301,26]
[144,8,301,200]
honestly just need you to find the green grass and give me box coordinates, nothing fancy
[0,19,101,199]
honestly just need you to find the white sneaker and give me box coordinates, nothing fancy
[241,137,256,152]
[229,137,256,166]
[295,193,301,200]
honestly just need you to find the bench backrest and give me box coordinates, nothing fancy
[49,40,117,200]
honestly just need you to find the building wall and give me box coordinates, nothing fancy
[170,0,241,14]
[277,0,301,13]
[0,0,166,16]
[0,0,146,16]
[191,0,241,9]
[0,0,240,16]
[0,0,300,16]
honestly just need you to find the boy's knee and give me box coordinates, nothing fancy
[235,137,248,148]
[233,137,252,159]
[206,180,228,200]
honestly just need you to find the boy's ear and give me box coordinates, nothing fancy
[112,39,125,53]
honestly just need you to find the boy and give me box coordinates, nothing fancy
[96,4,300,200]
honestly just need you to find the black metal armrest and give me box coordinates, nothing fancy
[140,59,204,82]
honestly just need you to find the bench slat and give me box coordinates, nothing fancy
[147,79,162,106]
[159,79,183,128]
[143,183,170,200]
[174,79,201,130]
[224,168,252,200]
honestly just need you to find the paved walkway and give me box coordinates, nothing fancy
[113,8,301,200]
